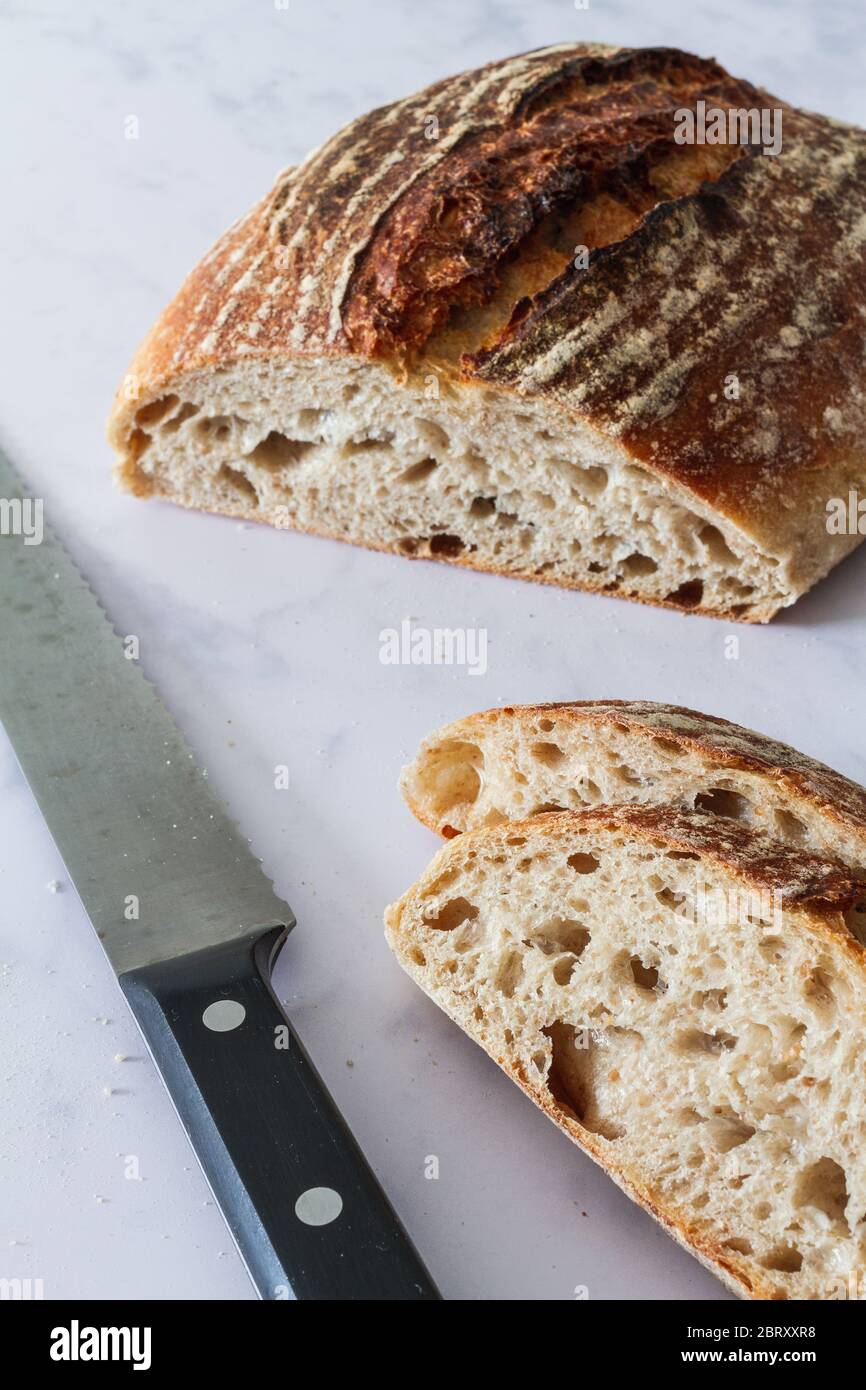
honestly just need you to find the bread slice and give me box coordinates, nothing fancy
[107,45,866,622]
[386,805,866,1298]
[401,700,866,870]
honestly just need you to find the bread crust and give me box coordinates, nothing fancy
[386,805,866,1298]
[108,43,866,616]
[402,700,866,856]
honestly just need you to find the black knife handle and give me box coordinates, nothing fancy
[119,927,440,1301]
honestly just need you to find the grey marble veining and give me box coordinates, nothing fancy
[1,0,864,1301]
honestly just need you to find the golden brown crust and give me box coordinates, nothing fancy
[469,98,866,550]
[404,700,866,845]
[452,803,866,926]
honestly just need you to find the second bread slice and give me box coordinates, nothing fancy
[386,805,866,1299]
[401,700,866,870]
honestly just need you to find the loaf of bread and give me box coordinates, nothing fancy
[107,45,866,622]
[386,805,866,1298]
[401,700,866,868]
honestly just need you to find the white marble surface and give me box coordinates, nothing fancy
[1,0,865,1302]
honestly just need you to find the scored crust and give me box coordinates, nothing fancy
[108,44,866,620]
[401,700,866,869]
[386,805,866,1299]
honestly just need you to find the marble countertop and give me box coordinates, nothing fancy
[2,0,865,1301]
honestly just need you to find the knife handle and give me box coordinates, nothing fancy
[119,927,440,1301]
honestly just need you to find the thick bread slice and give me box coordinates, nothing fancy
[401,700,866,869]
[385,806,866,1299]
[107,45,866,622]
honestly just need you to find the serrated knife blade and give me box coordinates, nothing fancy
[0,444,439,1302]
[0,455,290,974]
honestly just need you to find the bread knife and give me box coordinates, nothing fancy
[0,445,439,1301]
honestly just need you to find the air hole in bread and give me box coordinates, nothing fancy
[135,394,180,428]
[723,1237,754,1255]
[773,808,807,843]
[694,787,751,820]
[217,464,258,503]
[534,918,591,957]
[803,965,835,1012]
[496,948,524,998]
[344,434,394,453]
[622,551,658,576]
[537,717,555,733]
[422,896,479,931]
[692,988,728,1011]
[567,852,600,874]
[706,1114,755,1152]
[162,401,199,434]
[531,740,565,767]
[399,458,438,484]
[759,935,785,962]
[469,495,496,517]
[582,779,602,802]
[699,524,737,564]
[415,418,450,451]
[248,431,312,469]
[534,802,567,814]
[418,740,483,824]
[545,1021,625,1140]
[295,407,325,433]
[651,737,681,757]
[429,532,465,556]
[656,885,686,912]
[845,900,866,946]
[552,955,578,985]
[630,956,661,991]
[611,761,642,786]
[666,579,704,608]
[568,464,608,497]
[793,1158,848,1226]
[760,1245,803,1274]
[128,428,150,462]
[196,415,237,441]
[678,1106,703,1128]
[676,1028,737,1056]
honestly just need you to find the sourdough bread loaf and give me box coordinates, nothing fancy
[385,806,866,1298]
[401,700,866,868]
[108,45,866,621]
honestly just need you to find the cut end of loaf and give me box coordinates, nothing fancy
[110,358,802,622]
[386,809,866,1299]
[107,43,866,618]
